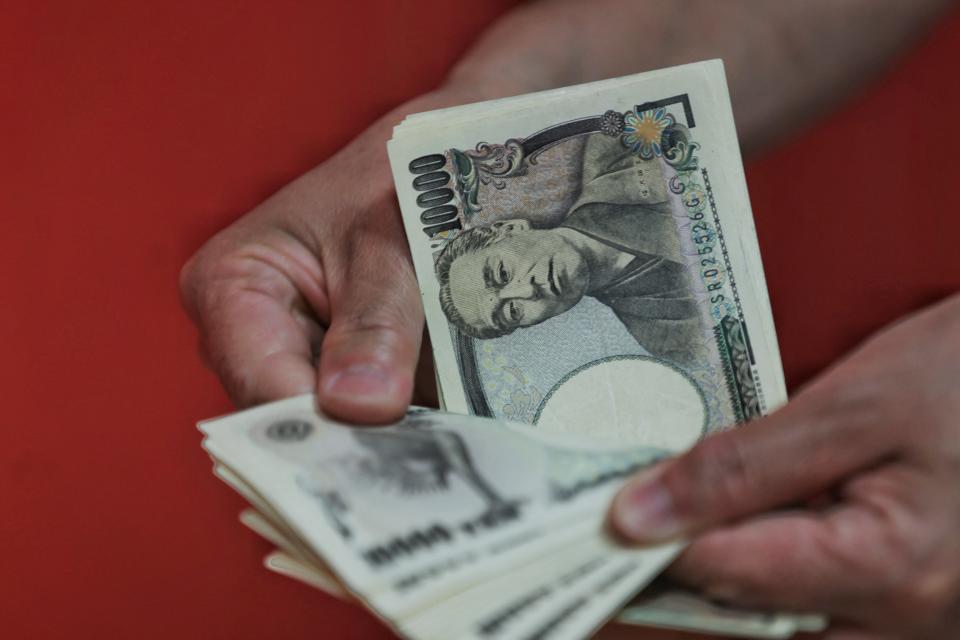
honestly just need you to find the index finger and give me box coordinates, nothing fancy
[193,284,321,407]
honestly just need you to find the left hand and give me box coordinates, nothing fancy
[608,294,960,639]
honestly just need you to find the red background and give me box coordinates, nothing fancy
[3,2,960,638]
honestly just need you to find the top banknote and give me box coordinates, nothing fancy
[389,60,785,449]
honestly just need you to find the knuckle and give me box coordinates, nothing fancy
[179,242,263,319]
[349,246,416,289]
[346,310,405,334]
[664,434,756,521]
[178,237,231,316]
[179,255,229,323]
[336,310,418,348]
[334,263,423,338]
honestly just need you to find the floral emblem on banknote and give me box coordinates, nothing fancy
[599,109,626,136]
[502,389,540,423]
[622,107,675,159]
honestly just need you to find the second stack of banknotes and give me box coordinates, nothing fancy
[200,60,827,639]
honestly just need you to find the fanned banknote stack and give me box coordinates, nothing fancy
[203,396,685,639]
[200,60,827,638]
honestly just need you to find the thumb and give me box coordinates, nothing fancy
[609,385,900,544]
[317,240,424,424]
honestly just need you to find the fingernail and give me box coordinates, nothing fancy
[324,364,394,400]
[612,467,681,543]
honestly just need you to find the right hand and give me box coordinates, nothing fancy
[179,112,435,423]
[608,294,960,638]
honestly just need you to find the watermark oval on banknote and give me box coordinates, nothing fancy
[533,355,707,450]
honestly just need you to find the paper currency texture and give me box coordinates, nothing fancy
[200,395,678,632]
[389,60,786,447]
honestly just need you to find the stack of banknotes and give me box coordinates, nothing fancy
[199,60,827,638]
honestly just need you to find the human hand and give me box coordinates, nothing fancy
[179,94,465,423]
[609,294,960,639]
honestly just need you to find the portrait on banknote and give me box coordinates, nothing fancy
[434,131,705,367]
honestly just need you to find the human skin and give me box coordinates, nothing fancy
[180,0,957,636]
[609,295,960,638]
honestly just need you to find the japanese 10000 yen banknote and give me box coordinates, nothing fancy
[388,60,785,450]
[386,61,825,638]
[200,395,684,640]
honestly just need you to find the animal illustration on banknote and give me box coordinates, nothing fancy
[348,420,523,528]
[259,414,524,532]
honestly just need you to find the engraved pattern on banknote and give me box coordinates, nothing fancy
[404,95,765,440]
[531,354,708,433]
[349,424,525,523]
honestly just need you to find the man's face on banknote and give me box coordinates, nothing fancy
[443,219,590,337]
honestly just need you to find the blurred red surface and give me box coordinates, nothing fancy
[2,2,959,639]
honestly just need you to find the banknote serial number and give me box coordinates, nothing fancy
[688,208,725,304]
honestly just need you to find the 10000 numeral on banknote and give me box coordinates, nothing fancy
[390,61,785,451]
